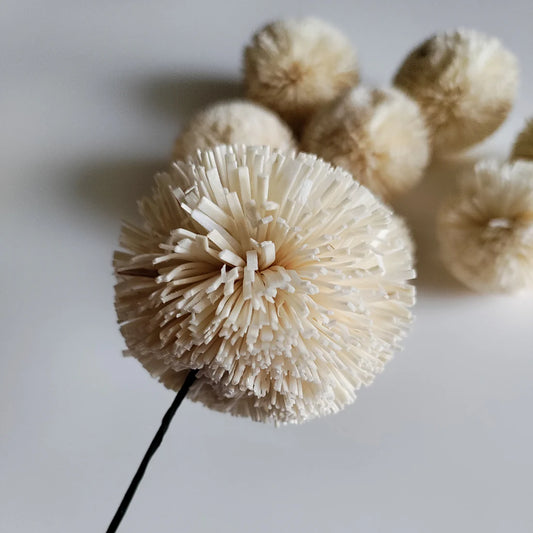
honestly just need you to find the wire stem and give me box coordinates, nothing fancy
[106,369,198,533]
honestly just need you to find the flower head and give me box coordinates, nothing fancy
[394,29,518,154]
[301,86,430,200]
[114,145,415,423]
[438,160,533,293]
[172,100,295,161]
[244,17,359,132]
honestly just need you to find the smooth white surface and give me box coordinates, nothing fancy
[1,1,532,532]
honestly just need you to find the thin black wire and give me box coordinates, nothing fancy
[106,369,198,533]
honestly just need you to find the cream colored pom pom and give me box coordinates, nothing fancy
[394,29,518,154]
[172,100,295,161]
[244,17,359,132]
[438,160,533,293]
[301,86,430,200]
[511,120,533,162]
[114,145,415,424]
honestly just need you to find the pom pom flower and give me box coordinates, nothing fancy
[438,160,533,293]
[244,17,359,132]
[172,100,295,161]
[114,145,416,424]
[511,119,533,162]
[394,29,518,154]
[301,86,430,200]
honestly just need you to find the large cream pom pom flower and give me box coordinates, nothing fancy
[438,160,533,293]
[394,29,518,155]
[244,17,359,132]
[511,120,533,162]
[114,145,416,424]
[172,100,295,161]
[301,86,430,201]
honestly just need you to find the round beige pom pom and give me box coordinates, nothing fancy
[438,160,533,293]
[511,120,533,162]
[301,86,430,200]
[394,29,518,155]
[114,145,415,424]
[172,100,296,161]
[244,17,359,132]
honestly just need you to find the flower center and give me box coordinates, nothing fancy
[487,217,513,230]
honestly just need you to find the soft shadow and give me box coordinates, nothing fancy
[72,157,166,223]
[391,154,480,294]
[69,74,242,225]
[135,72,243,123]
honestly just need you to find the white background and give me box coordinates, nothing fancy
[2,1,533,531]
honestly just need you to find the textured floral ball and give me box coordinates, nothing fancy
[114,145,416,424]
[511,120,533,162]
[301,86,430,200]
[244,17,359,132]
[438,160,533,293]
[394,29,518,155]
[172,100,295,161]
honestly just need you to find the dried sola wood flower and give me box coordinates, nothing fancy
[438,160,533,293]
[172,100,295,161]
[394,29,518,155]
[244,17,359,133]
[114,145,415,424]
[511,120,533,162]
[301,86,430,201]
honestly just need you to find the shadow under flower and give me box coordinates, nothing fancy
[69,73,242,225]
[71,157,165,224]
[134,72,243,123]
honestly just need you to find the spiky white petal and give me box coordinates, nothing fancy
[301,86,429,200]
[438,160,533,293]
[394,29,518,154]
[114,145,415,424]
[244,17,359,132]
[511,120,533,162]
[172,100,295,161]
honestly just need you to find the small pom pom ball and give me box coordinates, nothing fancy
[438,160,533,293]
[244,17,359,132]
[511,120,533,162]
[301,86,430,200]
[172,100,296,161]
[394,29,518,155]
[114,145,416,424]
